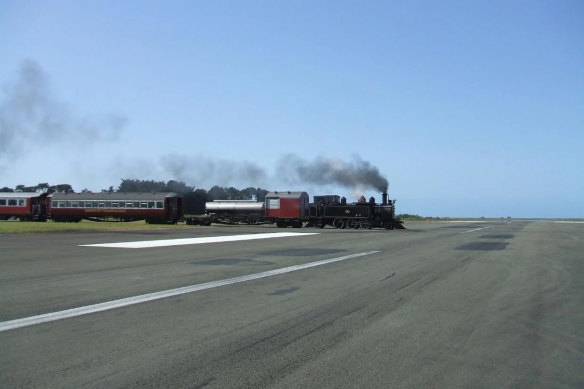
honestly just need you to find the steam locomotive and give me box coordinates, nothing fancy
[193,191,405,229]
[1,190,404,229]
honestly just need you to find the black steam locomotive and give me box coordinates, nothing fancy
[306,192,404,229]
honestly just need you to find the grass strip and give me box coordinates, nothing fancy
[0,220,190,234]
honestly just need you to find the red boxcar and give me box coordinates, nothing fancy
[0,192,48,221]
[264,191,309,228]
[49,192,183,223]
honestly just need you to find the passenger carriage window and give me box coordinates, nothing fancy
[98,202,105,208]
[148,201,155,209]
[92,201,98,208]
[18,199,25,206]
[71,201,78,208]
[156,201,163,209]
[8,199,17,206]
[141,202,148,208]
[111,202,118,208]
[126,202,133,208]
[134,201,140,208]
[118,202,124,209]
[65,201,71,208]
[59,201,66,208]
[0,199,6,206]
[106,201,112,208]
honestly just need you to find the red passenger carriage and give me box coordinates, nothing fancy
[48,192,183,223]
[0,192,48,221]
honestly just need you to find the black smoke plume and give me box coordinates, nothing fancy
[0,59,126,157]
[277,154,389,192]
[160,154,267,187]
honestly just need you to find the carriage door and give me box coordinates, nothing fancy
[168,198,178,221]
[32,198,42,221]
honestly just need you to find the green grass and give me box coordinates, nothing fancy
[0,220,191,234]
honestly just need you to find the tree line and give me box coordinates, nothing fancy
[0,183,75,194]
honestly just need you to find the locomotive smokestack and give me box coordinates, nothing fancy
[382,192,388,205]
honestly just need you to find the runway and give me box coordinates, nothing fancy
[1,221,582,388]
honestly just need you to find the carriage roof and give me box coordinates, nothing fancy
[50,192,180,201]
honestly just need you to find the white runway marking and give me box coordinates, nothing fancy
[462,226,492,234]
[554,221,584,224]
[81,232,319,248]
[0,251,381,333]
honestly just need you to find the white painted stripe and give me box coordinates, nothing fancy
[81,232,319,249]
[462,226,492,234]
[554,221,584,224]
[0,250,381,332]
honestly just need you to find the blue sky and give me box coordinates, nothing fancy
[1,0,582,217]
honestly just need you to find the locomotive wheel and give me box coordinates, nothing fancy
[332,218,346,229]
[347,219,360,229]
[361,221,372,229]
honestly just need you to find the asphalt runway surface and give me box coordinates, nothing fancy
[1,221,583,388]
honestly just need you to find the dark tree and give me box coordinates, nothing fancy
[207,186,228,201]
[49,184,74,193]
[118,179,166,193]
[117,179,139,192]
[225,187,242,200]
[37,183,50,193]
[165,180,194,195]
[254,188,268,202]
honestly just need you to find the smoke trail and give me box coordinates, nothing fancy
[160,154,267,187]
[0,60,126,157]
[277,154,389,192]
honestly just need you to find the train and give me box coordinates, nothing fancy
[1,190,404,229]
[188,191,405,230]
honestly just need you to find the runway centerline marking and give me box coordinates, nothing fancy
[0,250,382,333]
[80,232,319,249]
